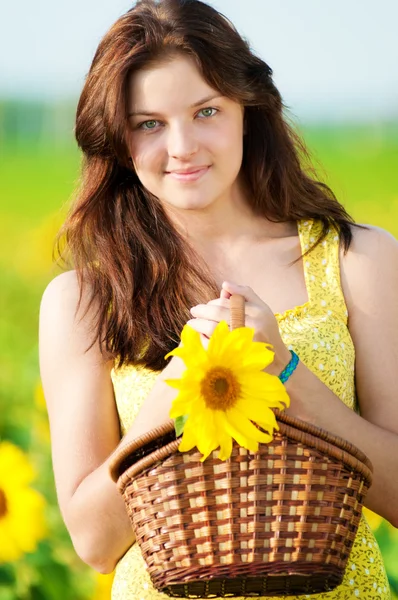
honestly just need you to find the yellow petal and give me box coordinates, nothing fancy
[165,367,204,394]
[164,377,185,389]
[178,421,198,452]
[228,408,272,444]
[214,412,233,460]
[165,325,208,368]
[240,373,290,408]
[240,343,275,370]
[181,324,208,360]
[224,326,255,354]
[178,412,210,449]
[164,346,201,369]
[208,329,252,373]
[237,408,280,438]
[207,325,250,361]
[169,393,202,419]
[236,398,279,432]
[171,391,203,415]
[223,423,258,452]
[220,328,273,373]
[164,346,182,361]
[178,410,219,461]
[194,410,219,457]
[165,368,202,389]
[206,321,231,360]
[226,408,273,446]
[218,440,233,461]
[257,420,280,436]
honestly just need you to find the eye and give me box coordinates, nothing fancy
[138,120,159,130]
[197,107,218,119]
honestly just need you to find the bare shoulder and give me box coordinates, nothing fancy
[42,269,79,294]
[339,224,398,425]
[41,270,97,339]
[40,269,113,370]
[41,269,90,316]
[340,224,398,312]
[346,223,397,256]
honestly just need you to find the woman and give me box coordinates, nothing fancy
[39,0,397,598]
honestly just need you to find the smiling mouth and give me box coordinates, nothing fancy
[165,166,210,182]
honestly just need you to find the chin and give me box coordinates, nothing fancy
[163,190,217,211]
[176,196,216,210]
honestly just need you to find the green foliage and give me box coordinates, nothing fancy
[174,415,189,437]
[302,121,398,237]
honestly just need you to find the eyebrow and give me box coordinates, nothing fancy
[128,94,223,118]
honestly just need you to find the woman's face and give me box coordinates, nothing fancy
[127,54,245,213]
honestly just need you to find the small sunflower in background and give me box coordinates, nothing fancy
[165,321,290,461]
[34,382,51,445]
[0,441,46,563]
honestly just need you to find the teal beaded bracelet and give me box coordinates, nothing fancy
[278,350,299,383]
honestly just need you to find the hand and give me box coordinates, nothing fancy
[188,281,292,376]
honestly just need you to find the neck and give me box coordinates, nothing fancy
[165,179,295,247]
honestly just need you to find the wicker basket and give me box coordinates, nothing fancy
[109,295,373,597]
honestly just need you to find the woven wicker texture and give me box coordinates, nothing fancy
[109,293,373,597]
[110,416,372,597]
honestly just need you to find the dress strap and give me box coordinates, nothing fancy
[298,219,348,322]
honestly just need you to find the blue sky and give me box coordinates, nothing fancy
[1,0,397,121]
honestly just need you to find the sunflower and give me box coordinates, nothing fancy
[0,441,46,563]
[165,321,290,461]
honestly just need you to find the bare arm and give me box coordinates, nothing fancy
[285,225,398,526]
[39,271,181,573]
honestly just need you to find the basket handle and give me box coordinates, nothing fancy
[229,294,246,330]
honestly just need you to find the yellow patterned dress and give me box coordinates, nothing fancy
[110,219,390,599]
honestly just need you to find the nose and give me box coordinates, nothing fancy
[167,122,198,159]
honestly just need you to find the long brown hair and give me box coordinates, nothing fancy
[56,0,357,370]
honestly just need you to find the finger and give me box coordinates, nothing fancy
[221,281,261,303]
[220,288,231,300]
[206,298,230,308]
[190,304,229,322]
[218,299,263,318]
[187,318,218,338]
[206,297,263,316]
[193,300,265,324]
[243,302,269,319]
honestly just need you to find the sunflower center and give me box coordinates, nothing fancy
[200,367,241,411]
[0,489,7,518]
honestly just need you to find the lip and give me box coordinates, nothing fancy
[165,166,210,182]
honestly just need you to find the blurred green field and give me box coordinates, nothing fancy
[0,121,397,599]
